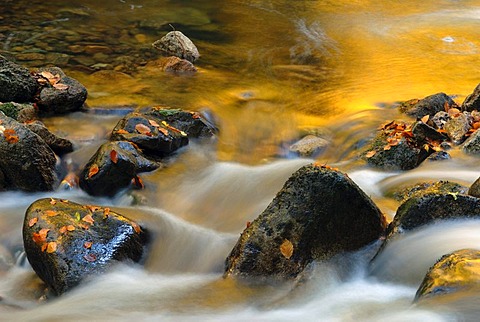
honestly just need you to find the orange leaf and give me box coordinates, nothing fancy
[60,225,76,233]
[83,253,97,262]
[88,164,99,178]
[46,241,57,253]
[383,144,392,151]
[53,83,69,90]
[28,217,38,227]
[135,123,152,136]
[421,115,430,123]
[86,205,101,212]
[158,127,169,136]
[40,71,55,79]
[132,176,144,189]
[110,149,118,164]
[448,108,461,117]
[41,243,48,252]
[148,119,160,127]
[84,241,93,249]
[82,214,95,225]
[473,122,480,130]
[103,207,110,218]
[32,228,50,244]
[131,221,142,234]
[116,129,129,135]
[280,239,294,259]
[49,198,57,205]
[44,210,58,217]
[365,150,377,158]
[191,112,201,119]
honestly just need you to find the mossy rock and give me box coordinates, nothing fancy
[387,181,468,202]
[398,93,455,118]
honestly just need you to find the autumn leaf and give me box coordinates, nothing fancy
[82,214,95,225]
[365,150,377,158]
[148,119,160,127]
[28,217,38,227]
[191,112,201,119]
[448,108,461,117]
[116,129,129,135]
[103,207,110,218]
[132,176,144,189]
[44,210,58,217]
[88,164,99,178]
[158,127,169,136]
[131,221,142,234]
[32,228,50,244]
[40,71,55,79]
[83,253,97,262]
[46,241,57,253]
[444,101,450,112]
[84,241,93,249]
[75,212,81,222]
[383,144,392,151]
[135,123,152,136]
[49,198,57,205]
[473,122,480,130]
[61,199,69,203]
[110,149,118,164]
[59,225,75,233]
[421,115,430,124]
[280,239,294,259]
[246,221,251,228]
[53,83,69,90]
[86,205,101,213]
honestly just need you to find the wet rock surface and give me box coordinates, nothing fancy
[462,129,480,154]
[224,164,387,280]
[79,141,160,197]
[387,181,468,202]
[462,83,480,112]
[23,198,148,295]
[152,31,200,63]
[415,249,480,302]
[26,121,74,156]
[398,93,455,118]
[0,55,38,103]
[0,113,57,192]
[288,135,329,157]
[0,102,37,123]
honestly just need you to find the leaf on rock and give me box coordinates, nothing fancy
[86,205,101,213]
[148,119,160,127]
[132,176,144,189]
[44,210,58,217]
[28,217,38,227]
[84,241,93,249]
[110,149,118,164]
[365,150,377,158]
[3,128,19,144]
[135,123,152,136]
[131,221,142,234]
[116,129,129,135]
[421,115,430,124]
[88,164,99,178]
[103,207,110,218]
[53,83,69,90]
[32,228,50,245]
[158,127,169,136]
[49,198,57,205]
[280,239,294,259]
[82,214,95,225]
[46,241,57,253]
[83,253,97,262]
[75,212,81,222]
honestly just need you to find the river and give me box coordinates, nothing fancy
[1,0,480,321]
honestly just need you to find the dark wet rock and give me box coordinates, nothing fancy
[0,102,37,122]
[152,31,200,63]
[411,121,447,142]
[224,164,387,280]
[79,141,160,197]
[25,121,74,156]
[0,113,57,191]
[387,181,468,202]
[386,194,480,239]
[462,129,480,154]
[415,249,480,302]
[160,56,197,74]
[444,113,471,144]
[0,55,38,103]
[288,135,329,157]
[23,198,148,295]
[34,67,87,115]
[398,93,455,118]
[426,151,451,161]
[110,113,189,157]
[468,177,480,198]
[462,83,480,112]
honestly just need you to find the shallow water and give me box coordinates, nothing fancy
[1,0,480,321]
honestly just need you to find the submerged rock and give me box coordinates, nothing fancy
[0,102,37,123]
[288,135,329,157]
[224,164,387,280]
[415,249,480,302]
[152,31,200,63]
[462,83,480,112]
[34,67,87,115]
[23,198,148,295]
[0,113,57,191]
[398,93,455,118]
[0,55,38,103]
[79,141,160,197]
[159,56,197,74]
[26,121,74,156]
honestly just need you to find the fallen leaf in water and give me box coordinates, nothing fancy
[365,150,377,158]
[53,83,69,90]
[32,228,50,244]
[280,239,294,259]
[383,144,392,151]
[110,149,118,164]
[88,164,99,178]
[46,242,57,253]
[82,214,95,225]
[135,123,152,136]
[28,217,38,227]
[83,253,97,262]
[44,210,58,217]
[421,115,430,124]
[84,241,93,249]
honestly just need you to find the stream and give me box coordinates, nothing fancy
[1,0,480,321]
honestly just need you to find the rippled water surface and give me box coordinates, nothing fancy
[1,0,480,321]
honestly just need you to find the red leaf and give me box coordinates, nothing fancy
[110,149,118,164]
[135,123,152,136]
[131,221,142,234]
[44,210,58,217]
[158,127,169,136]
[88,164,99,178]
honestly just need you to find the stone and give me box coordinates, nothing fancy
[79,141,160,197]
[0,55,38,103]
[411,121,447,142]
[152,31,200,63]
[468,177,480,198]
[288,135,329,157]
[462,83,480,112]
[462,129,480,154]
[23,198,148,295]
[398,93,455,118]
[415,249,480,302]
[0,102,37,122]
[0,113,57,191]
[387,181,468,202]
[224,164,387,280]
[25,121,74,156]
[34,66,88,114]
[161,56,197,74]
[431,111,449,129]
[444,113,471,144]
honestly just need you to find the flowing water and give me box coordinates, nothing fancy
[1,0,480,320]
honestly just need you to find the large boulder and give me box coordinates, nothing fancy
[0,113,57,191]
[0,55,38,103]
[462,83,480,112]
[398,93,455,118]
[23,198,148,295]
[34,67,87,114]
[224,164,387,280]
[415,249,480,302]
[79,141,160,197]
[152,31,200,63]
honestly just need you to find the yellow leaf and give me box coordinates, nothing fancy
[280,239,294,259]
[421,115,430,124]
[46,241,57,253]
